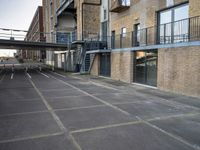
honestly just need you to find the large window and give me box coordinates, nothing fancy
[158,3,189,44]
[134,50,158,87]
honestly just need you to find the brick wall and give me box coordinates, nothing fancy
[111,51,133,83]
[158,46,200,97]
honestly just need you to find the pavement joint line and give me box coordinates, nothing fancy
[49,74,131,116]
[135,116,200,150]
[70,120,142,134]
[36,70,50,78]
[54,104,108,112]
[0,132,64,144]
[0,110,49,118]
[69,133,83,150]
[26,74,83,150]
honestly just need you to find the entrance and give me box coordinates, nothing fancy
[100,53,111,77]
[134,50,157,86]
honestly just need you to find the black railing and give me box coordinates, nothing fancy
[93,16,200,50]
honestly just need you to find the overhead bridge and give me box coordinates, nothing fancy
[0,28,74,51]
[0,39,69,51]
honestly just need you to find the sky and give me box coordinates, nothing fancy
[0,0,42,57]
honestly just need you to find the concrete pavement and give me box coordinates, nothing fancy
[0,68,200,150]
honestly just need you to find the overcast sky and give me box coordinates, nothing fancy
[0,0,42,57]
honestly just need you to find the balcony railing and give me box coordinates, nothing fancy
[98,16,200,50]
[110,0,130,13]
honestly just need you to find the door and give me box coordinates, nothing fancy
[133,23,141,46]
[100,53,111,77]
[134,50,157,86]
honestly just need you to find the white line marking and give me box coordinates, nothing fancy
[11,73,14,79]
[0,132,64,144]
[136,116,200,150]
[37,70,49,78]
[28,78,82,150]
[26,73,32,79]
[54,104,107,112]
[71,121,142,134]
[49,74,131,116]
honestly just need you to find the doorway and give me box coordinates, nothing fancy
[134,50,157,86]
[100,53,111,77]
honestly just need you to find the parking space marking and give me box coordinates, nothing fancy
[11,73,14,80]
[71,121,142,134]
[70,112,200,134]
[36,70,49,78]
[0,132,64,144]
[26,73,32,79]
[27,76,82,150]
[49,74,131,116]
[136,116,200,150]
[51,71,66,78]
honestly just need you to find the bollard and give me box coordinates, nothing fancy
[39,66,42,72]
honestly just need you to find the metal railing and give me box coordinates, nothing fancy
[92,16,200,50]
[0,28,76,44]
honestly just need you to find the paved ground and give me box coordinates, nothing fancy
[0,67,200,150]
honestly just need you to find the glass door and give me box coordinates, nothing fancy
[134,50,157,86]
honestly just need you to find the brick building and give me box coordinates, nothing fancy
[88,0,200,98]
[24,6,45,61]
[42,0,101,71]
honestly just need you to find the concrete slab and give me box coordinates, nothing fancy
[0,88,40,100]
[47,96,103,109]
[0,100,47,115]
[42,89,86,98]
[94,93,154,104]
[115,101,197,120]
[0,134,78,150]
[0,112,61,141]
[136,89,178,100]
[151,114,200,147]
[55,106,136,131]
[170,96,200,109]
[80,86,120,94]
[73,123,193,150]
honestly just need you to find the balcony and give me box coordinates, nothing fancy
[110,16,200,49]
[110,0,130,13]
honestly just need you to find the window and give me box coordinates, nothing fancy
[122,0,130,6]
[158,3,189,44]
[104,9,107,20]
[121,27,127,37]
